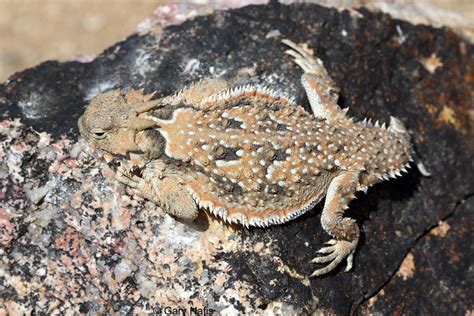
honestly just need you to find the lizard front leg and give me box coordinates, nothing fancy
[282,39,347,123]
[311,171,361,277]
[116,160,199,221]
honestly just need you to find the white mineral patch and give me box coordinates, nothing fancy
[37,132,52,149]
[396,25,407,44]
[183,58,201,75]
[161,215,201,247]
[18,92,48,119]
[134,50,154,78]
[24,181,53,205]
[84,81,117,101]
[6,149,24,183]
[114,259,137,283]
[265,29,282,39]
[136,269,157,298]
[25,205,56,227]
[220,305,240,316]
[36,267,46,277]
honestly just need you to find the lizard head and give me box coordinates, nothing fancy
[78,89,157,161]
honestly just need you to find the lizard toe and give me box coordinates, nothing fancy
[310,239,357,277]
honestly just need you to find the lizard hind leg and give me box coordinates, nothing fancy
[310,171,361,277]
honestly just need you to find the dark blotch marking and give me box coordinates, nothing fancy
[276,123,288,131]
[222,117,243,129]
[212,145,242,161]
[257,112,269,121]
[212,145,226,159]
[274,149,288,161]
[222,96,253,109]
[222,180,243,195]
[150,105,188,120]
[131,166,143,177]
[267,101,283,112]
[267,184,283,195]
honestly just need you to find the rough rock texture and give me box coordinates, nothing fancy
[358,198,473,315]
[1,2,473,315]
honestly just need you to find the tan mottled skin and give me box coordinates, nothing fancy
[78,40,414,276]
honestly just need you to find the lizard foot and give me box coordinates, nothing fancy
[116,162,142,189]
[282,39,324,74]
[310,239,357,277]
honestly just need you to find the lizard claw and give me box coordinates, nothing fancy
[282,39,325,74]
[317,245,337,254]
[310,239,357,277]
[115,163,141,189]
[282,39,315,62]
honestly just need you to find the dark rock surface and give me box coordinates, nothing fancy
[1,2,472,314]
[358,197,473,315]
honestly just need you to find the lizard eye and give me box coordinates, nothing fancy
[91,128,107,139]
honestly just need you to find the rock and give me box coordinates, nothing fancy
[358,198,474,315]
[0,2,472,314]
[114,259,137,283]
[23,181,52,205]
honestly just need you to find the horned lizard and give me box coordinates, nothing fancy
[78,40,416,276]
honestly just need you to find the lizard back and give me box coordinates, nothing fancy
[148,87,351,226]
